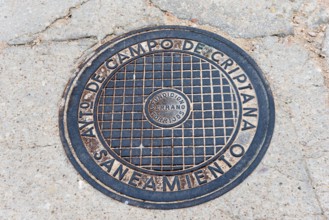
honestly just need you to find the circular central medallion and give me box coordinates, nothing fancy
[144,88,191,128]
[59,26,275,209]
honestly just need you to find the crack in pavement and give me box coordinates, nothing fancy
[147,0,296,39]
[7,0,93,46]
[302,159,326,216]
[286,95,327,217]
[7,35,98,47]
[72,33,116,66]
[147,0,168,14]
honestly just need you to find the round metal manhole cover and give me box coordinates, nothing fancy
[59,26,275,209]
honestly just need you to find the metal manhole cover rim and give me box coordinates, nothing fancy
[59,25,275,209]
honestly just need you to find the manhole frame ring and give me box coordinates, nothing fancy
[59,25,275,209]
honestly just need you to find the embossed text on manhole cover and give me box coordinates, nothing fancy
[59,26,275,209]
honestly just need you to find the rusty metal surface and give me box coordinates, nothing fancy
[59,26,275,209]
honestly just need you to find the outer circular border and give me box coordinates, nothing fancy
[59,26,275,209]
[144,88,192,128]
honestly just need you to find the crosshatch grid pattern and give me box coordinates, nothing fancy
[97,52,239,172]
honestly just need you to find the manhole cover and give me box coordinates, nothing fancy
[59,26,275,209]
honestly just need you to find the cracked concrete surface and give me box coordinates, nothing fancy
[0,0,86,43]
[151,0,303,38]
[0,0,328,219]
